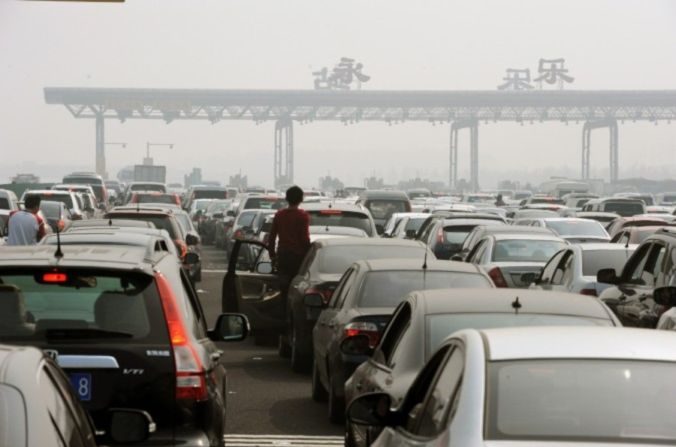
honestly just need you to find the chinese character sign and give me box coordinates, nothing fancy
[534,58,574,88]
[498,69,534,91]
[313,58,370,90]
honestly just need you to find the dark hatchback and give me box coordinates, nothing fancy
[0,245,247,447]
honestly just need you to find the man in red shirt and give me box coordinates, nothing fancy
[268,186,311,280]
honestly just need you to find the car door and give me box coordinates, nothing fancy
[549,250,574,292]
[222,239,284,335]
[534,249,567,290]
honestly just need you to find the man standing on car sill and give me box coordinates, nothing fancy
[7,195,47,245]
[268,186,311,281]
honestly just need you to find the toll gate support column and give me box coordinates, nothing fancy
[580,119,618,184]
[95,113,107,179]
[274,118,294,188]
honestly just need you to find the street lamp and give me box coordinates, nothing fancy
[145,142,173,166]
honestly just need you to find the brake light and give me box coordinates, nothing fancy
[580,288,597,297]
[319,209,343,215]
[175,239,188,260]
[306,287,333,305]
[155,272,207,401]
[344,321,381,348]
[436,227,445,245]
[43,272,68,283]
[488,267,509,288]
[57,220,65,231]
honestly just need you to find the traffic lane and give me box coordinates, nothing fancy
[196,246,342,436]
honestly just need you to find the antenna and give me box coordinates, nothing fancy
[422,248,428,271]
[511,296,522,314]
[54,207,64,259]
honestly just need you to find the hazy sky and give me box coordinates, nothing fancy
[1,0,675,188]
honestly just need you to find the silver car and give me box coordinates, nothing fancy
[348,326,676,447]
[515,217,610,243]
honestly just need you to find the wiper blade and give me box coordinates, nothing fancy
[45,328,133,339]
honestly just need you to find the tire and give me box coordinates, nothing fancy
[311,360,328,402]
[278,335,291,358]
[328,374,345,424]
[290,323,311,374]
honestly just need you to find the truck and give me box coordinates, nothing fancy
[133,165,166,183]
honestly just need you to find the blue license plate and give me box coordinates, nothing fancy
[69,373,92,401]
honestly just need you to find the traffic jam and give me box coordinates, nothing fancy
[2,176,676,447]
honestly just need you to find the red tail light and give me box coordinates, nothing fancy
[155,272,207,401]
[344,321,381,348]
[436,227,445,245]
[580,288,597,296]
[488,267,509,288]
[43,272,68,283]
[305,286,333,305]
[57,220,65,231]
[174,239,188,260]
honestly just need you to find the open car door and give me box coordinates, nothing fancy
[222,239,285,340]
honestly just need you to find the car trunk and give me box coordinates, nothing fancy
[491,262,545,288]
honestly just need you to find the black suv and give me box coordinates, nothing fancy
[0,244,247,446]
[598,227,676,327]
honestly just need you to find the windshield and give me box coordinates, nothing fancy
[582,249,633,277]
[365,200,408,221]
[545,220,608,237]
[26,193,73,210]
[486,359,676,444]
[493,239,566,262]
[39,201,64,219]
[0,269,166,342]
[359,271,490,307]
[105,214,179,238]
[605,202,644,217]
[443,225,477,245]
[244,197,286,210]
[318,245,426,274]
[307,210,374,236]
[135,194,177,204]
[194,190,228,200]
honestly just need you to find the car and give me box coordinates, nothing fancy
[347,326,676,447]
[129,191,182,206]
[39,200,73,233]
[0,343,156,447]
[598,227,676,327]
[199,199,234,244]
[172,208,204,282]
[529,243,636,296]
[310,259,493,422]
[309,225,369,241]
[21,190,85,220]
[657,192,676,206]
[573,211,620,224]
[515,217,610,243]
[63,225,179,256]
[416,213,506,242]
[345,289,622,447]
[606,215,671,237]
[122,181,167,203]
[184,185,230,210]
[233,194,286,216]
[615,192,656,206]
[384,212,430,239]
[0,244,248,447]
[303,202,378,237]
[456,225,555,261]
[610,225,671,245]
[562,193,598,210]
[465,232,568,288]
[224,208,264,256]
[0,188,20,211]
[581,197,646,217]
[507,208,560,221]
[417,218,505,260]
[62,172,108,205]
[356,190,412,235]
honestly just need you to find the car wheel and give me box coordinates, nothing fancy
[311,360,328,402]
[328,374,345,424]
[278,335,291,358]
[290,323,310,374]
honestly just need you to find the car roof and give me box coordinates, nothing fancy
[493,233,564,241]
[302,202,368,213]
[411,288,613,321]
[575,242,635,251]
[69,219,155,229]
[23,190,73,196]
[314,236,425,248]
[441,218,504,227]
[42,231,164,246]
[478,326,676,362]
[356,258,483,274]
[108,207,175,216]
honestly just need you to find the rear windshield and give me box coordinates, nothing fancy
[0,269,167,343]
[135,194,176,204]
[105,214,179,238]
[244,197,286,210]
[236,212,257,228]
[604,201,644,217]
[582,250,633,277]
[427,313,611,359]
[318,245,425,274]
[39,202,63,219]
[207,201,232,213]
[492,240,566,263]
[0,198,10,209]
[63,177,103,186]
[662,195,676,203]
[545,220,607,238]
[307,210,374,236]
[193,190,228,200]
[405,217,427,233]
[529,197,565,205]
[359,271,490,308]
[443,225,477,245]
[365,200,408,221]
[26,193,73,210]
[131,184,165,193]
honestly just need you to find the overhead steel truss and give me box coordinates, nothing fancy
[44,88,676,188]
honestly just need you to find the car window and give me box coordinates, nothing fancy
[466,239,487,263]
[540,249,567,284]
[377,302,412,367]
[582,249,633,277]
[180,269,208,338]
[317,245,426,274]
[365,200,408,220]
[306,210,374,236]
[492,239,566,263]
[328,267,354,308]
[551,251,573,285]
[336,267,359,308]
[625,243,653,285]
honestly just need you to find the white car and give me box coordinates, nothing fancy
[530,243,636,296]
[348,326,676,447]
[515,217,610,243]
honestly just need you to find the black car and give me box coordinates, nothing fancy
[0,344,154,447]
[0,244,248,447]
[310,259,493,422]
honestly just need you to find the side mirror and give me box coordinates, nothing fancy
[255,262,273,274]
[213,212,224,219]
[653,287,676,307]
[405,229,417,239]
[107,409,155,444]
[186,233,200,246]
[346,392,393,427]
[304,293,325,308]
[209,313,250,342]
[597,268,619,285]
[184,252,200,264]
[340,334,374,357]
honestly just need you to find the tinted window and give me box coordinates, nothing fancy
[0,198,9,209]
[405,217,427,232]
[545,220,608,237]
[236,212,257,228]
[443,225,477,245]
[136,194,177,204]
[427,314,612,358]
[318,245,425,274]
[582,250,633,277]
[244,197,286,210]
[307,210,373,236]
[365,200,408,220]
[358,271,490,308]
[193,190,228,199]
[487,360,676,444]
[27,193,73,210]
[604,201,644,217]
[492,240,566,262]
[0,269,167,343]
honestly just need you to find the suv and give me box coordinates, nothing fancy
[356,190,411,235]
[63,172,108,205]
[598,227,676,328]
[0,244,247,446]
[21,190,85,220]
[581,197,646,217]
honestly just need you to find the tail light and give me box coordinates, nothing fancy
[57,219,65,231]
[155,272,207,401]
[305,286,333,305]
[436,227,445,245]
[580,288,597,296]
[174,239,188,260]
[344,321,381,348]
[488,267,509,288]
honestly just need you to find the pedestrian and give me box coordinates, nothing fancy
[495,193,506,207]
[7,195,47,246]
[268,186,311,280]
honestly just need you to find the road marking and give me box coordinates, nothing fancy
[202,269,228,273]
[224,435,343,446]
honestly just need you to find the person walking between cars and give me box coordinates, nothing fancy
[268,186,311,281]
[495,193,506,207]
[7,195,47,245]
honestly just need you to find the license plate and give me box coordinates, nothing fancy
[69,373,92,401]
